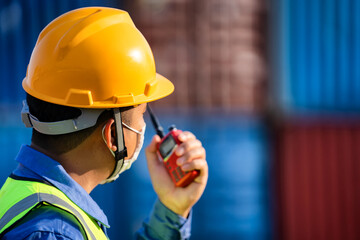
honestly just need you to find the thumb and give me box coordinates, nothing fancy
[146,135,161,154]
[145,135,162,167]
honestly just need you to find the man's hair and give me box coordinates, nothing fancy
[26,94,132,155]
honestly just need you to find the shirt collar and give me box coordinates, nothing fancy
[13,145,110,228]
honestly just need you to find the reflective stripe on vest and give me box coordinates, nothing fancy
[0,177,108,239]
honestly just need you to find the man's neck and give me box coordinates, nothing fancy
[30,138,114,193]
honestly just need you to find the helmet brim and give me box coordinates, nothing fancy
[23,73,174,109]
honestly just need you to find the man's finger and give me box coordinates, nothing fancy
[178,131,196,142]
[181,158,208,172]
[177,147,206,165]
[175,139,202,156]
[181,158,208,185]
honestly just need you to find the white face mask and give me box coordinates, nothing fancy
[100,122,146,184]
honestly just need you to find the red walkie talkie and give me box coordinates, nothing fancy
[147,105,200,187]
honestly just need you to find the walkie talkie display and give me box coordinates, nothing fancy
[147,105,200,187]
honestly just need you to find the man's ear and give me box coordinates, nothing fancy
[104,118,117,152]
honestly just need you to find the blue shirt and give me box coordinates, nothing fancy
[2,145,192,239]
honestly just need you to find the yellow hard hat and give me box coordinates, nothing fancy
[22,7,174,109]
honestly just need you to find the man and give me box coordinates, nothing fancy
[0,7,208,239]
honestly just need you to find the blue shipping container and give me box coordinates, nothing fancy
[272,0,360,113]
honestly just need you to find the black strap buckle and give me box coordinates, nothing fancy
[115,147,127,161]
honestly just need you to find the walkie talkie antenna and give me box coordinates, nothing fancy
[147,105,165,138]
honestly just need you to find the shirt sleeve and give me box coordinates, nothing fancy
[135,199,192,240]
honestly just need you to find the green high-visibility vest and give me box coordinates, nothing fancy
[0,176,108,239]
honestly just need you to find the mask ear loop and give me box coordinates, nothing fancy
[122,122,142,134]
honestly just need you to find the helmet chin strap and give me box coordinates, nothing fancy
[107,108,127,179]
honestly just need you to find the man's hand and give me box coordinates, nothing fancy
[146,131,208,218]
